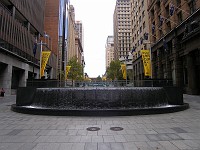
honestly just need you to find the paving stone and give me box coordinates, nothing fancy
[171,140,192,149]
[91,135,103,142]
[146,134,161,141]
[171,127,188,133]
[84,143,97,150]
[0,143,24,150]
[59,143,73,150]
[0,95,199,149]
[6,129,24,135]
[97,143,111,150]
[33,143,60,150]
[123,142,138,150]
[113,135,126,142]
[110,143,124,150]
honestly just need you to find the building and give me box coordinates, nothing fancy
[131,0,150,80]
[75,20,84,48]
[148,0,200,94]
[113,0,131,60]
[67,5,77,62]
[44,0,62,79]
[75,20,85,70]
[0,0,50,94]
[105,36,114,69]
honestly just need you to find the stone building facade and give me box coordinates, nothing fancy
[131,0,150,81]
[148,0,200,94]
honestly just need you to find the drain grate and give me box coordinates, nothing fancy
[110,127,123,131]
[86,127,100,131]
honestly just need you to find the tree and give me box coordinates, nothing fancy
[106,60,123,80]
[67,56,83,81]
[96,75,102,81]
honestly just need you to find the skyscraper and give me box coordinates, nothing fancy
[105,36,114,69]
[75,20,84,48]
[113,0,131,60]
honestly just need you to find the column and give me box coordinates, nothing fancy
[187,53,198,94]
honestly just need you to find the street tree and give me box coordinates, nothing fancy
[106,60,123,80]
[67,56,83,81]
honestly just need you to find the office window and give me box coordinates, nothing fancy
[142,11,145,18]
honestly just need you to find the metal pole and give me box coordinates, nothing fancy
[150,46,153,79]
[40,40,42,79]
[126,63,127,86]
[32,55,35,79]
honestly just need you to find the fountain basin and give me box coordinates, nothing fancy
[11,87,189,116]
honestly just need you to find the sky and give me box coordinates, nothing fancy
[70,0,116,78]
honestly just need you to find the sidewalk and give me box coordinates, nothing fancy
[0,94,199,150]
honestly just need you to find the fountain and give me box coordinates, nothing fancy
[11,86,189,116]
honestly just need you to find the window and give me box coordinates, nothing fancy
[143,21,146,29]
[142,11,145,18]
[189,1,196,14]
[177,12,183,23]
[176,0,181,6]
[140,26,142,33]
[141,0,144,7]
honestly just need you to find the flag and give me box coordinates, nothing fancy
[121,64,126,79]
[159,15,164,26]
[131,46,136,53]
[40,51,51,78]
[33,42,37,56]
[141,50,151,77]
[163,39,168,52]
[169,3,175,16]
[66,65,71,79]
[152,24,155,34]
[144,32,148,40]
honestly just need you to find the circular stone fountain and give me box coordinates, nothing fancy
[11,86,189,116]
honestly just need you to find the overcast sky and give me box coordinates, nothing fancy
[70,0,116,78]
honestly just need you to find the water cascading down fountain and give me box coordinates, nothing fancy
[11,86,189,116]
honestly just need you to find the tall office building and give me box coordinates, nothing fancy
[130,0,150,80]
[75,20,85,66]
[0,0,49,94]
[75,21,84,48]
[113,0,131,60]
[67,5,76,63]
[105,36,114,69]
[148,0,200,94]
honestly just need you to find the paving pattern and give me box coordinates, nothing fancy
[0,94,200,150]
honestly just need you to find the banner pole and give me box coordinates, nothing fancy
[40,40,42,79]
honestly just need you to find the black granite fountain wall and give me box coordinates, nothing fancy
[11,87,189,116]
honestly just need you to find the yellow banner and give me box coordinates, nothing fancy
[121,64,126,79]
[40,51,51,78]
[141,50,151,77]
[66,66,71,79]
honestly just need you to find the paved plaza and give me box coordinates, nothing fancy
[0,94,200,150]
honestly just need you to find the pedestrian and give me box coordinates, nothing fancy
[0,88,5,97]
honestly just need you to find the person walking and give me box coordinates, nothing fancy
[0,88,5,97]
